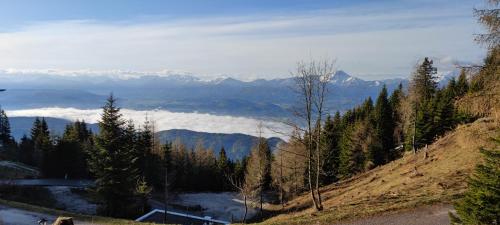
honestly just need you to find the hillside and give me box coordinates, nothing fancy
[9,117,99,139]
[258,118,499,225]
[157,129,283,160]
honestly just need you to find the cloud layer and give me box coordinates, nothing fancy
[6,108,290,139]
[0,1,485,80]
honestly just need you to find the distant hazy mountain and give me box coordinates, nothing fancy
[0,70,459,118]
[0,70,408,118]
[8,117,282,160]
[157,129,283,160]
[9,117,99,139]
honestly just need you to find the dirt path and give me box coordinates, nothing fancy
[334,204,453,225]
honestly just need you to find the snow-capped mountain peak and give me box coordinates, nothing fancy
[331,70,362,85]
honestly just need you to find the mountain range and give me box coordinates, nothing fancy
[0,70,420,119]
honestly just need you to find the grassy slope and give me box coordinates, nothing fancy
[258,118,499,225]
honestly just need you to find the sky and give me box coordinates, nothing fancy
[0,0,488,80]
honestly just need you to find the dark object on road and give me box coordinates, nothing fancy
[53,217,74,225]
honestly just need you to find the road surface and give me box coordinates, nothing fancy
[0,179,94,187]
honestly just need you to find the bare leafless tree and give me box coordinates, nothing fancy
[245,123,271,217]
[226,173,251,223]
[289,59,336,211]
[271,136,308,206]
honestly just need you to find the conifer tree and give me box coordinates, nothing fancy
[433,89,456,137]
[408,58,437,152]
[136,119,159,188]
[450,138,500,225]
[0,108,13,147]
[0,107,17,160]
[448,77,458,97]
[358,97,374,120]
[389,83,405,158]
[55,121,93,178]
[321,113,342,184]
[30,118,53,176]
[88,95,139,217]
[371,85,394,166]
[455,70,469,97]
[338,125,354,179]
[19,135,35,166]
[217,147,231,190]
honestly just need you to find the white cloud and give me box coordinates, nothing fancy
[6,107,290,139]
[0,3,485,80]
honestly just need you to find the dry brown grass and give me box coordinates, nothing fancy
[256,118,499,225]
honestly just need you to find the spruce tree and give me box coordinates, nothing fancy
[88,95,139,217]
[371,85,394,166]
[0,108,13,147]
[455,70,469,97]
[410,57,437,102]
[217,147,230,190]
[450,138,500,225]
[389,83,405,158]
[408,58,437,151]
[434,89,456,137]
[0,107,17,160]
[19,135,35,166]
[55,121,93,178]
[30,118,53,176]
[338,125,354,179]
[136,119,159,188]
[414,101,435,148]
[321,113,342,184]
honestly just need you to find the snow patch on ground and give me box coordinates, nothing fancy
[174,192,257,222]
[47,186,97,215]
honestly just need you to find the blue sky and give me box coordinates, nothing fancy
[0,0,488,80]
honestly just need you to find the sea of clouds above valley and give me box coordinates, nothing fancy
[6,107,290,139]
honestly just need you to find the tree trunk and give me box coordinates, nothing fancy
[413,103,418,154]
[308,138,319,210]
[243,195,248,223]
[280,153,284,208]
[315,124,323,210]
[260,187,263,218]
[164,166,168,224]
